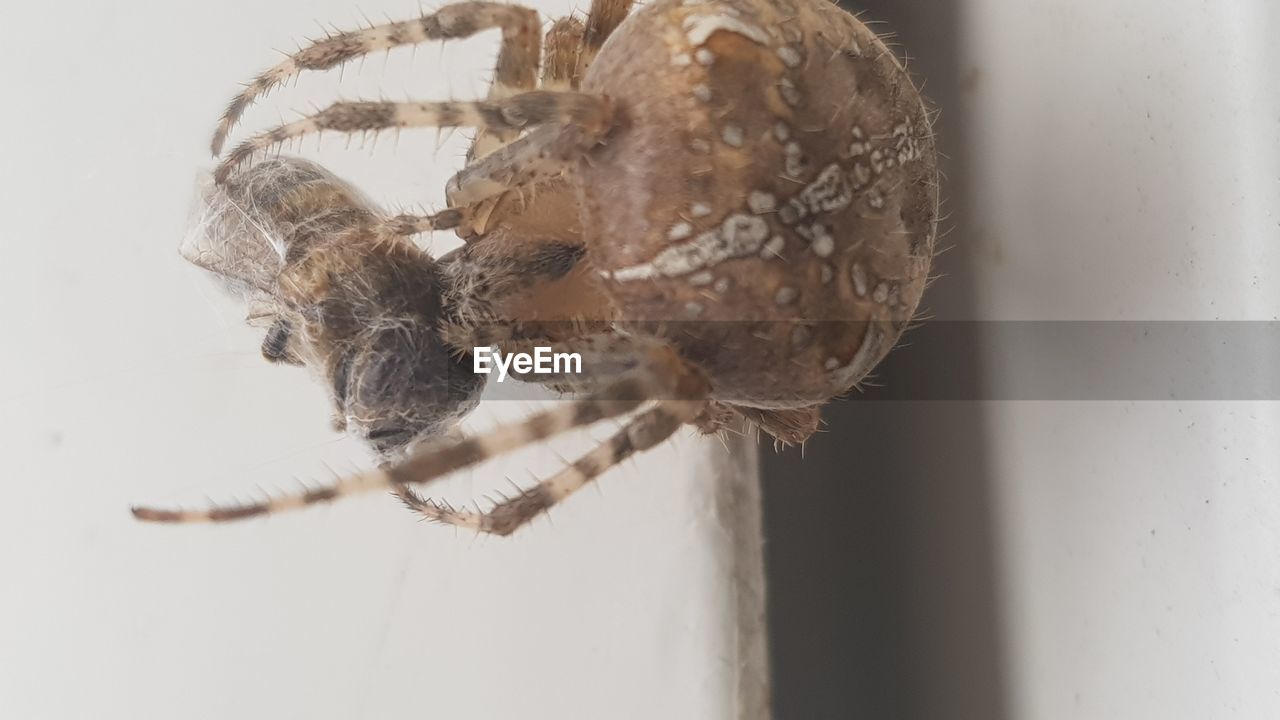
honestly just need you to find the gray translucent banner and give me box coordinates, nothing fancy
[461,321,1280,401]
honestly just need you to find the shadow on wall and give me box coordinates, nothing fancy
[761,2,1008,719]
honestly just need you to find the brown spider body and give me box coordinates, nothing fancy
[134,0,939,533]
[575,0,937,407]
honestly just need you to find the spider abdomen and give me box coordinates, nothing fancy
[579,0,939,406]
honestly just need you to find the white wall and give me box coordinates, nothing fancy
[0,2,765,718]
[963,1,1280,717]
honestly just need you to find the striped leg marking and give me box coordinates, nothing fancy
[396,401,696,535]
[467,2,543,161]
[216,91,612,183]
[462,13,589,226]
[130,373,667,524]
[211,1,541,155]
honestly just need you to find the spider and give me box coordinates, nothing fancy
[132,0,939,535]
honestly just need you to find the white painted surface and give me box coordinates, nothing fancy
[963,0,1280,717]
[0,2,765,718]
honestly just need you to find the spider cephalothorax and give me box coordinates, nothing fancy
[134,0,939,535]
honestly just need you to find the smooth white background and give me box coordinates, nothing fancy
[0,1,759,718]
[963,1,1280,717]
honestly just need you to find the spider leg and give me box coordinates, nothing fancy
[444,120,611,210]
[210,1,542,155]
[460,14,589,227]
[481,5,540,100]
[395,400,699,535]
[467,0,629,154]
[466,1,542,161]
[216,91,614,183]
[575,0,634,81]
[436,0,629,234]
[130,349,708,524]
[540,17,586,90]
[130,384,641,524]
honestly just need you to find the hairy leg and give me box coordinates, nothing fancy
[467,3,542,161]
[575,0,634,80]
[446,0,636,210]
[461,14,590,231]
[443,118,612,213]
[216,91,613,183]
[131,379,646,523]
[211,1,541,154]
[130,348,707,524]
[395,400,699,535]
[541,17,586,90]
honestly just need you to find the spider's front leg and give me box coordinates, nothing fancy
[460,0,636,232]
[460,12,595,232]
[216,89,616,185]
[211,1,542,155]
[453,0,629,167]
[369,116,619,239]
[466,0,542,161]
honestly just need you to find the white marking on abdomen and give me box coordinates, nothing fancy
[603,214,770,281]
[683,15,771,46]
